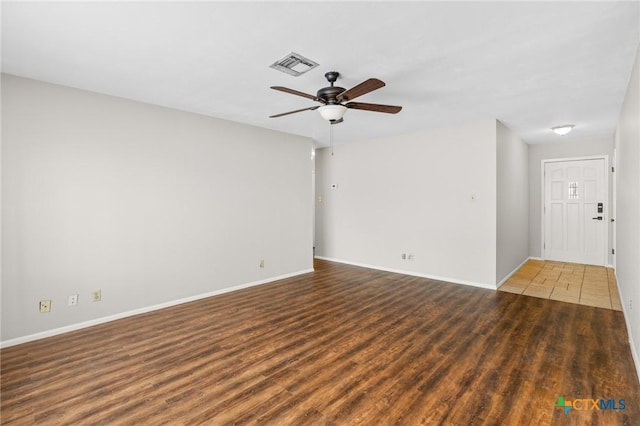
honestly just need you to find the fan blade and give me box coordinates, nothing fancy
[345,102,402,114]
[337,78,385,102]
[269,106,319,118]
[270,86,319,101]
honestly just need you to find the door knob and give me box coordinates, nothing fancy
[592,216,603,220]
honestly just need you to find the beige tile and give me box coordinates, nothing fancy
[581,280,608,288]
[582,279,607,285]
[557,271,583,285]
[499,261,621,311]
[585,266,607,273]
[549,288,580,304]
[571,264,586,272]
[534,279,556,288]
[520,263,542,271]
[523,283,553,299]
[581,288,610,299]
[500,285,525,295]
[582,282,609,291]
[567,283,582,292]
[612,300,623,311]
[583,273,608,282]
[513,271,537,280]
[505,276,532,287]
[557,265,581,274]
[531,275,547,284]
[537,270,562,281]
[580,295,612,310]
[555,285,581,297]
[583,284,608,292]
[582,277,607,284]
[610,291,621,306]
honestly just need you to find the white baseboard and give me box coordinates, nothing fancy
[0,268,314,349]
[314,256,496,290]
[497,257,532,288]
[614,270,640,384]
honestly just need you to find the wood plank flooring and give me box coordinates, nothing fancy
[500,259,622,310]
[2,259,639,425]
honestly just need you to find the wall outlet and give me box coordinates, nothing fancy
[401,253,407,260]
[91,289,102,302]
[259,259,265,268]
[408,253,414,261]
[68,294,79,306]
[39,300,51,313]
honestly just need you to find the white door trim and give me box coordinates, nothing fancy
[541,155,609,265]
[612,148,616,269]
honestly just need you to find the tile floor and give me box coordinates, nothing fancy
[499,259,622,311]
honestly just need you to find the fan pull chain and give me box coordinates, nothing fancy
[330,123,334,156]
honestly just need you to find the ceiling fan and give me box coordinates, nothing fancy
[269,71,402,124]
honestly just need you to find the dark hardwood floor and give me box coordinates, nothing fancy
[2,259,639,425]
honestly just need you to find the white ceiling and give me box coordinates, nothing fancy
[2,1,639,147]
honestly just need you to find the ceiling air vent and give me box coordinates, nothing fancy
[270,52,319,77]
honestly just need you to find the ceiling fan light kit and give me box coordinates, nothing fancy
[319,104,347,122]
[269,71,402,123]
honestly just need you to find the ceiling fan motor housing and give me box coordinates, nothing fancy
[317,86,346,104]
[317,71,345,104]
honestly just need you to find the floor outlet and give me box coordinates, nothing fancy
[39,300,51,313]
[68,294,79,306]
[92,289,102,302]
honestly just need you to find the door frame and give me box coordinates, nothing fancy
[612,148,617,269]
[541,155,609,266]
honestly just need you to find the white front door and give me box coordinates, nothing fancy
[543,158,607,265]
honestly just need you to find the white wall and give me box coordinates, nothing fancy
[614,45,640,381]
[528,138,614,261]
[315,120,498,288]
[1,74,313,344]
[496,121,529,283]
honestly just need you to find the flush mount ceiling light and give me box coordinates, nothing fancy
[551,124,575,136]
[318,104,347,122]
